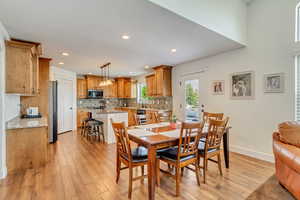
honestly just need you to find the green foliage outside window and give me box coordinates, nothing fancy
[186,83,199,107]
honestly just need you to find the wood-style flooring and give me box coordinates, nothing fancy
[0,131,275,200]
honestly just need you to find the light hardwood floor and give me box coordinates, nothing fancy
[0,131,275,200]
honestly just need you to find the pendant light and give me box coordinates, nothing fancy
[99,62,114,86]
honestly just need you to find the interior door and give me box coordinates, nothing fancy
[58,79,73,133]
[184,79,200,122]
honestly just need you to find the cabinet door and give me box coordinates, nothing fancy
[155,68,163,96]
[6,43,33,94]
[124,80,131,98]
[77,79,87,99]
[146,75,155,97]
[117,79,124,98]
[32,53,39,95]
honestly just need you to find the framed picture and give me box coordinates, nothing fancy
[212,80,225,95]
[230,71,255,100]
[264,73,284,93]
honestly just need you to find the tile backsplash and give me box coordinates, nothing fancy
[78,97,172,110]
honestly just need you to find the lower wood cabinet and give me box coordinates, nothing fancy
[6,127,48,174]
[77,109,89,128]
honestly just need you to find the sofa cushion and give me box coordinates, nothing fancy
[278,121,300,148]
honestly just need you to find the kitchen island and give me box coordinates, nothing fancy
[92,110,128,144]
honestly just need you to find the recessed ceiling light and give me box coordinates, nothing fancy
[171,49,177,53]
[144,65,150,69]
[122,35,130,40]
[62,52,69,56]
[58,62,64,65]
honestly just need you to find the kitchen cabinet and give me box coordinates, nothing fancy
[105,81,118,98]
[77,78,87,99]
[86,75,102,90]
[146,74,155,96]
[116,77,131,98]
[20,58,51,116]
[5,40,41,95]
[77,109,89,128]
[146,65,172,97]
[6,126,48,174]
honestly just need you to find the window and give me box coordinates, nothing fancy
[296,56,300,121]
[137,83,151,103]
[296,2,300,41]
[184,79,200,122]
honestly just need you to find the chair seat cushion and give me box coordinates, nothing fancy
[131,146,148,162]
[160,147,195,162]
[198,142,217,155]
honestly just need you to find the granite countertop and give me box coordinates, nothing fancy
[117,107,171,112]
[96,110,128,114]
[6,116,48,130]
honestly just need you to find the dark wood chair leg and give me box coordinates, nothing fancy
[195,160,201,186]
[128,166,133,199]
[217,154,223,176]
[175,167,180,197]
[181,167,184,176]
[141,165,144,184]
[156,160,160,186]
[203,157,207,184]
[116,155,121,183]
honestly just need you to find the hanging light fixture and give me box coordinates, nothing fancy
[99,62,114,86]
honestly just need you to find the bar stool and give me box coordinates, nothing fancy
[86,119,105,142]
[80,112,93,137]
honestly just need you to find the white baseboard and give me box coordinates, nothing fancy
[230,145,274,163]
[0,165,7,179]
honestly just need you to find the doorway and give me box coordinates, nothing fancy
[57,79,73,134]
[184,79,200,122]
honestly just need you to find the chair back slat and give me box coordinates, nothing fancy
[111,119,132,161]
[205,117,229,152]
[178,122,204,159]
[203,112,224,124]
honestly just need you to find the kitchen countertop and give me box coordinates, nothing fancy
[96,110,128,114]
[117,107,171,112]
[6,116,48,130]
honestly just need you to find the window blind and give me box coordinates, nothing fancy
[296,56,300,121]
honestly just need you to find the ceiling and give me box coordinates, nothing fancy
[0,0,243,77]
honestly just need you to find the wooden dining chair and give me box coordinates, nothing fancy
[202,112,224,123]
[159,122,204,196]
[111,119,159,198]
[198,117,229,184]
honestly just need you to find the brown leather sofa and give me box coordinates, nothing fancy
[273,131,300,199]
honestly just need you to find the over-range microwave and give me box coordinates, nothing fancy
[87,90,103,99]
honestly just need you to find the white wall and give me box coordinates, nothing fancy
[172,0,298,162]
[148,0,247,45]
[4,95,20,121]
[0,21,9,179]
[50,66,77,131]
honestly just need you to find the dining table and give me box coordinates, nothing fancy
[127,122,231,200]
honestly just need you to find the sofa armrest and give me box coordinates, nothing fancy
[273,132,300,174]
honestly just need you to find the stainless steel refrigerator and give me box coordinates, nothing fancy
[48,81,58,143]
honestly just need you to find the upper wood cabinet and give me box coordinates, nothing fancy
[146,74,155,96]
[86,75,102,90]
[77,78,87,99]
[5,40,41,95]
[105,81,118,98]
[116,77,131,98]
[146,65,172,97]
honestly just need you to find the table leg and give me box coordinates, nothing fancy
[147,145,156,200]
[223,130,229,168]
